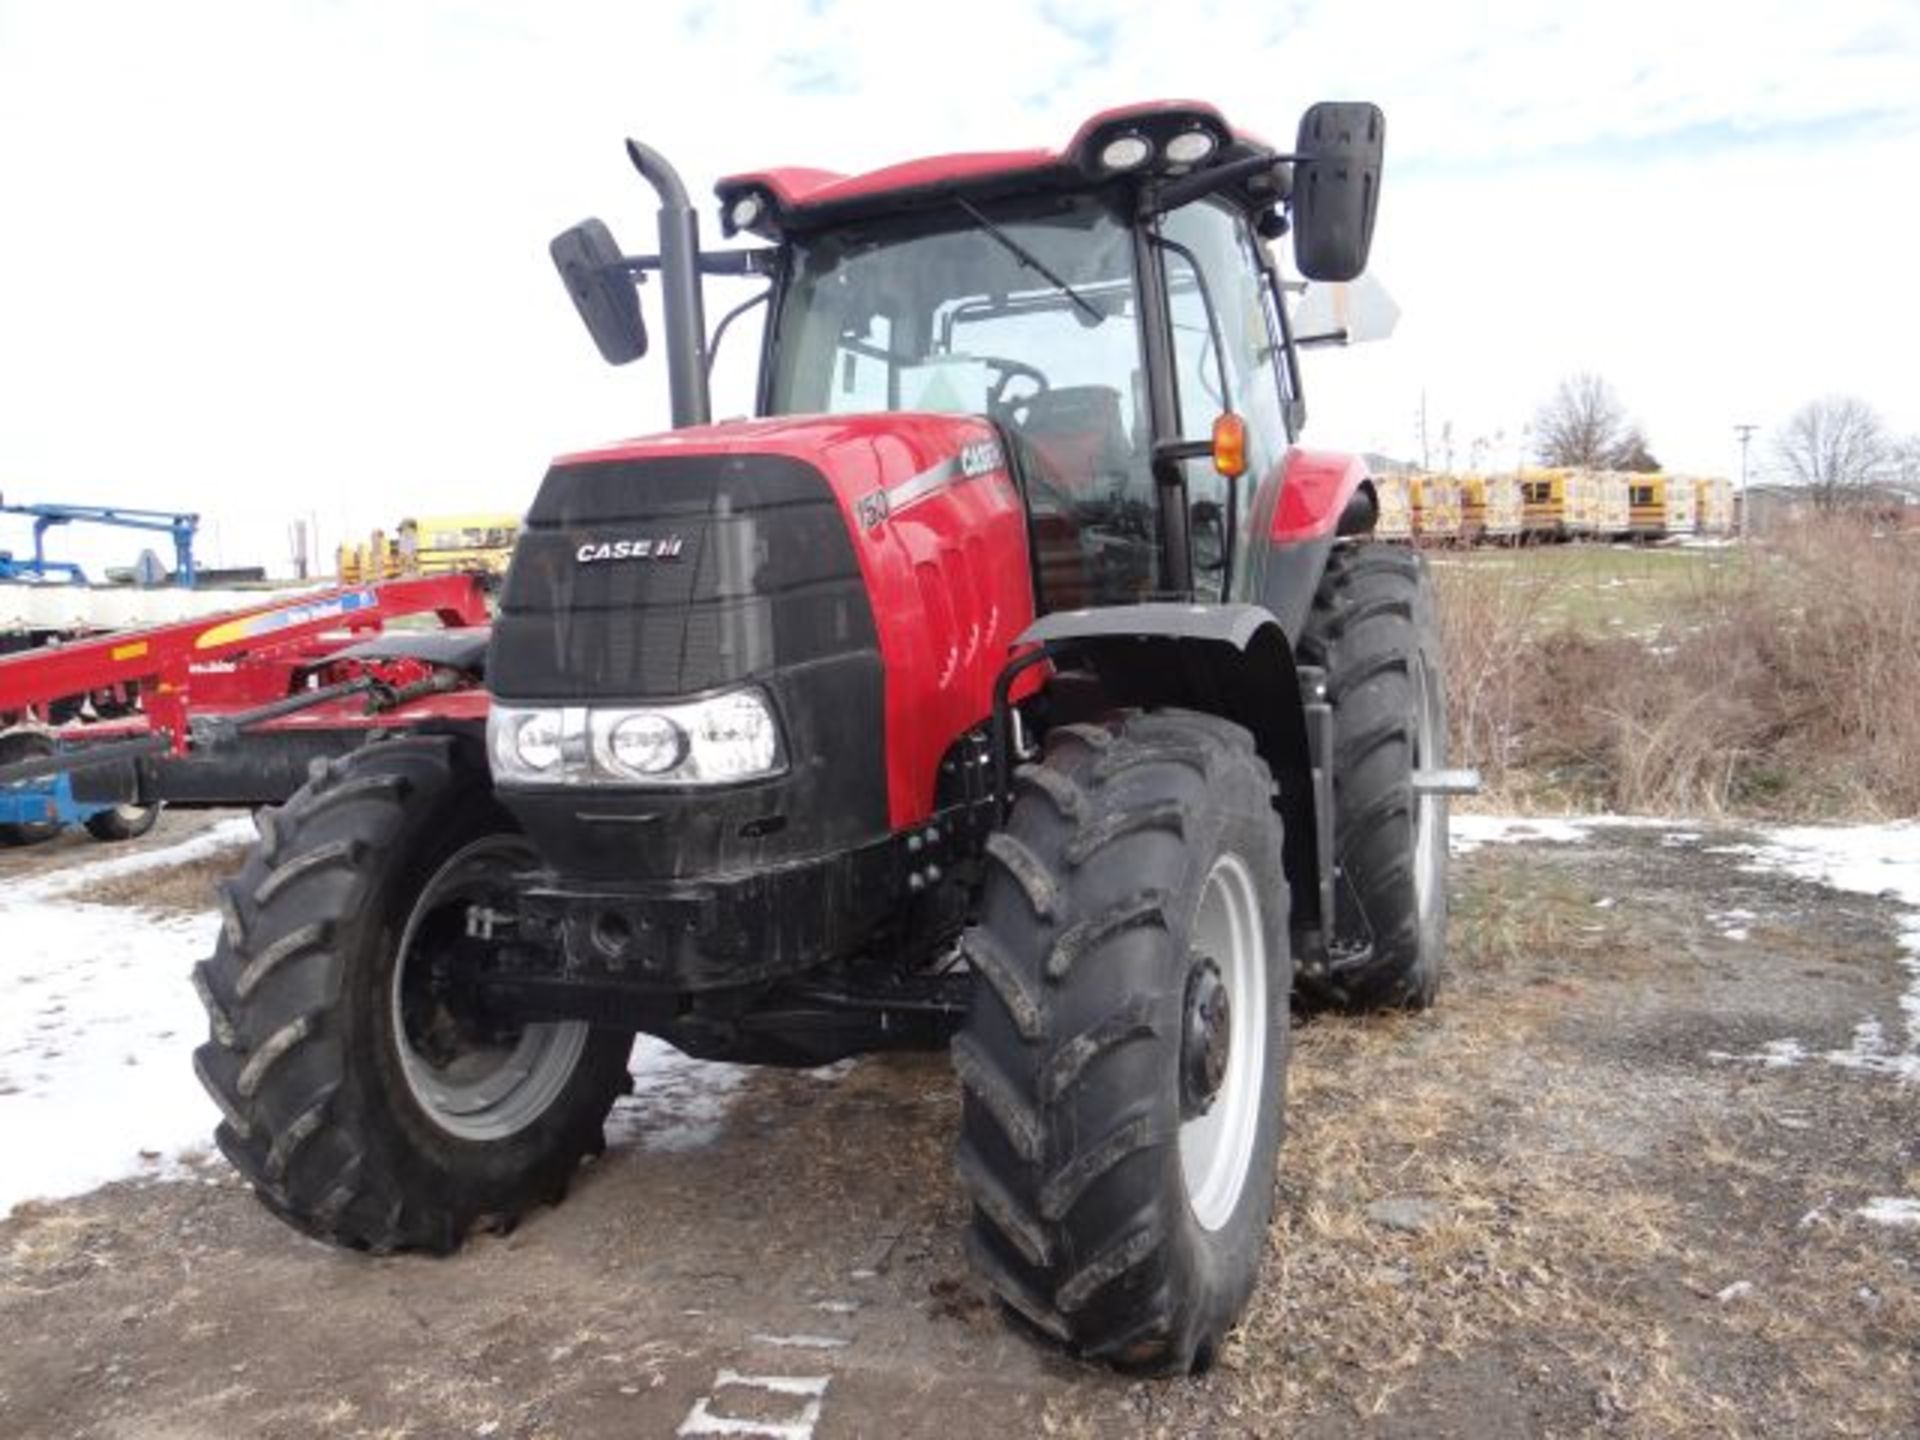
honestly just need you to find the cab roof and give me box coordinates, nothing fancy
[714,100,1278,237]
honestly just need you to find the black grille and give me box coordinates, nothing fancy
[490,453,875,701]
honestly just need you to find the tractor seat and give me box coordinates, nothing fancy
[1015,385,1135,496]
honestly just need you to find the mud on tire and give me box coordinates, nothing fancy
[192,735,633,1253]
[955,708,1291,1374]
[1296,542,1450,1011]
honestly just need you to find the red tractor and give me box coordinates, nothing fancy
[194,99,1463,1373]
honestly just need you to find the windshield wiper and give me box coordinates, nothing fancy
[954,197,1103,326]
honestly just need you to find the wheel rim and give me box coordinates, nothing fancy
[1179,853,1268,1232]
[390,835,589,1142]
[1411,656,1446,926]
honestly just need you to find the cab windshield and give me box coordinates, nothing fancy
[765,196,1161,602]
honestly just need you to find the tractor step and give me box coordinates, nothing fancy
[1411,767,1482,796]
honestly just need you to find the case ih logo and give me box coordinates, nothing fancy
[959,439,1004,477]
[575,536,686,564]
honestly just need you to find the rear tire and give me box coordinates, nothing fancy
[1296,543,1450,1011]
[955,709,1291,1373]
[192,735,634,1252]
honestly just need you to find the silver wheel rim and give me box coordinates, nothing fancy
[1179,853,1268,1233]
[390,836,589,1142]
[1411,657,1446,926]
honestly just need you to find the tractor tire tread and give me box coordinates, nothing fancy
[1296,543,1449,1013]
[955,707,1291,1373]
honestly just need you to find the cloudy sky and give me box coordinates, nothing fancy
[2,0,1916,575]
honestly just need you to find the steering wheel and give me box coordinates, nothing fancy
[985,357,1049,421]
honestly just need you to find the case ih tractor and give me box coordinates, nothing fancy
[194,98,1463,1373]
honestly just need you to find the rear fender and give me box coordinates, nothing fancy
[1004,602,1324,939]
[1247,448,1376,640]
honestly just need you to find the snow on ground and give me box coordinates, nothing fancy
[1448,814,1597,852]
[607,1037,754,1154]
[0,828,245,1217]
[1452,813,1920,1084]
[1710,907,1758,942]
[3,819,769,1218]
[1447,813,1686,854]
[1723,823,1920,1082]
[1858,1197,1920,1228]
[9,816,254,906]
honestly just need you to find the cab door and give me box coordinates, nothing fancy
[1157,201,1294,602]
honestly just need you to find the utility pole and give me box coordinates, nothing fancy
[1734,423,1757,538]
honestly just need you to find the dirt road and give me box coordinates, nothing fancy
[3,818,1916,1437]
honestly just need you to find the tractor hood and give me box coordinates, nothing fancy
[550,410,1009,517]
[491,411,1037,828]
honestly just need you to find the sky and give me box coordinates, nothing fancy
[2,0,1916,576]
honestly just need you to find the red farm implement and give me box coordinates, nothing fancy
[0,574,490,840]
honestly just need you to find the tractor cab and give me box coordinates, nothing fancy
[757,183,1283,610]
[552,100,1383,610]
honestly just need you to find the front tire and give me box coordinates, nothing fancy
[955,709,1291,1373]
[192,735,634,1252]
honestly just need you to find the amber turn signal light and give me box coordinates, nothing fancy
[1212,413,1248,478]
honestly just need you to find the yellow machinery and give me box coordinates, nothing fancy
[1410,474,1463,541]
[337,512,521,585]
[1460,473,1523,541]
[336,528,390,585]
[1692,476,1733,536]
[1627,475,1695,538]
[1372,473,1413,539]
[1519,468,1571,538]
[406,513,522,578]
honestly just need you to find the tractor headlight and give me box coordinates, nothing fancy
[1164,129,1217,166]
[489,688,785,788]
[602,712,687,777]
[502,708,569,774]
[1099,134,1153,171]
[727,193,765,232]
[685,690,781,781]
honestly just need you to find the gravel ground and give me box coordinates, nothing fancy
[2,816,1916,1438]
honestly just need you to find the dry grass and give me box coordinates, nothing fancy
[1432,521,1920,818]
[1219,868,1706,1425]
[63,843,247,914]
[1203,848,1920,1436]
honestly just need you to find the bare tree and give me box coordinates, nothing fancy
[1890,434,1920,494]
[1533,373,1656,469]
[1771,396,1891,510]
[1606,425,1660,472]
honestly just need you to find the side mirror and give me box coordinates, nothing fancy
[1291,102,1384,283]
[550,219,647,364]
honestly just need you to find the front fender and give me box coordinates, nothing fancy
[1008,602,1323,937]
